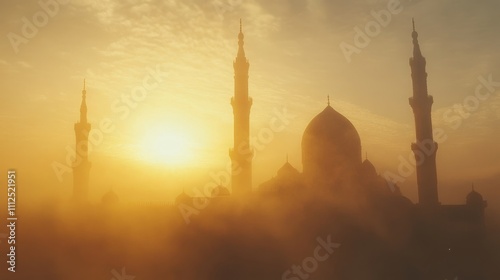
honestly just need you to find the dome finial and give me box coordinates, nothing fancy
[240,18,242,33]
[327,95,330,106]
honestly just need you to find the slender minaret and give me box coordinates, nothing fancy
[409,20,439,206]
[230,20,253,196]
[73,79,92,202]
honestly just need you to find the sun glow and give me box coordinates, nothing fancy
[139,127,195,166]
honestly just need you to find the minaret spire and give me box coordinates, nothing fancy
[80,79,88,124]
[230,20,253,196]
[408,21,439,207]
[73,80,92,203]
[412,18,423,59]
[237,19,246,59]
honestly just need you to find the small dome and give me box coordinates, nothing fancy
[102,189,119,205]
[175,191,191,205]
[362,159,377,176]
[277,162,300,177]
[466,189,484,206]
[211,186,231,197]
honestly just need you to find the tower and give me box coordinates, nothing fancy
[409,20,439,206]
[73,80,92,202]
[230,20,253,196]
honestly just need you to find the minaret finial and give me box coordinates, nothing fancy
[237,19,245,58]
[80,79,88,123]
[327,95,330,106]
[411,18,422,58]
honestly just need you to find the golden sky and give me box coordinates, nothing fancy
[0,0,499,208]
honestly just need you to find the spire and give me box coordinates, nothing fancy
[80,79,87,124]
[411,18,422,58]
[237,19,246,59]
[327,95,331,107]
[409,19,439,207]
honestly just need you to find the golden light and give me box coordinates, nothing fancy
[138,127,195,166]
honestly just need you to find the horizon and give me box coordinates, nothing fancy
[0,0,499,212]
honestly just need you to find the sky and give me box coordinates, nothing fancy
[0,0,499,209]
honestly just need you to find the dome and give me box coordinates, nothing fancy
[302,105,362,187]
[211,186,231,197]
[277,162,300,177]
[175,191,191,205]
[361,159,377,176]
[466,189,484,206]
[102,189,119,205]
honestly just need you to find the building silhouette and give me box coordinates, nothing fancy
[409,19,439,207]
[72,80,91,203]
[55,20,491,280]
[229,20,253,196]
[302,96,363,191]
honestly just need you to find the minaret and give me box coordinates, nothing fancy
[73,79,92,203]
[409,20,439,206]
[230,20,253,196]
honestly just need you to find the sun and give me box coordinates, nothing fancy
[138,128,195,166]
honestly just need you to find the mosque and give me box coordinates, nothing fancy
[69,20,490,279]
[171,20,487,215]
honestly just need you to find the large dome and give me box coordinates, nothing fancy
[302,105,362,188]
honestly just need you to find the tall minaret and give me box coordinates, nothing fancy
[73,80,92,202]
[409,20,439,206]
[230,20,253,196]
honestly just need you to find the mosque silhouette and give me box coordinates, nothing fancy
[70,20,489,280]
